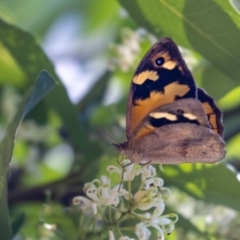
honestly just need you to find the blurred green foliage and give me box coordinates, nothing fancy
[0,0,240,239]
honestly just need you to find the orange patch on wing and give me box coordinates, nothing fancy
[133,71,159,85]
[153,52,177,70]
[209,114,218,129]
[130,82,190,138]
[202,102,212,114]
[202,102,218,133]
[162,60,177,70]
[131,124,155,144]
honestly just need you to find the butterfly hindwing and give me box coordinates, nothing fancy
[131,98,207,142]
[121,99,226,164]
[126,38,197,141]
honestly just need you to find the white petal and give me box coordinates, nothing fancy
[83,182,95,192]
[91,202,98,215]
[123,191,131,200]
[137,202,154,211]
[153,178,164,187]
[101,175,110,185]
[72,196,92,206]
[100,187,120,206]
[158,218,171,225]
[108,230,115,240]
[135,222,145,231]
[118,189,130,199]
[143,178,154,189]
[112,197,120,207]
[107,166,122,176]
[152,194,165,208]
[92,179,101,185]
[148,165,156,177]
[133,191,145,201]
[153,202,165,216]
[43,223,56,230]
[121,159,132,166]
[149,216,158,225]
[86,189,100,203]
[122,162,135,181]
[165,223,174,233]
[141,165,156,182]
[151,224,164,240]
[144,212,151,219]
[119,237,135,240]
[101,187,111,199]
[144,228,151,240]
[160,187,171,200]
[135,223,151,240]
[134,190,157,210]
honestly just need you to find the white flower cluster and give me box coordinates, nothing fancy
[108,29,141,72]
[73,160,178,240]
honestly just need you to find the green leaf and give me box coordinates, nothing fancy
[223,108,240,141]
[194,61,237,100]
[0,71,56,171]
[229,0,240,13]
[22,71,56,119]
[11,213,26,238]
[0,17,87,153]
[161,163,240,211]
[0,42,26,86]
[119,0,240,89]
[0,18,55,82]
[0,70,56,239]
[78,71,111,111]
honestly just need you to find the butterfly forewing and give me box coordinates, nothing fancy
[126,38,197,140]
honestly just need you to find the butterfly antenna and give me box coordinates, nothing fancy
[75,142,113,160]
[139,160,151,166]
[116,151,122,167]
[97,130,118,144]
[118,157,133,192]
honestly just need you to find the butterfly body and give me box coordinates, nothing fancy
[115,38,226,164]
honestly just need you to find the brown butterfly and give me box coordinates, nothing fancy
[114,37,226,164]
